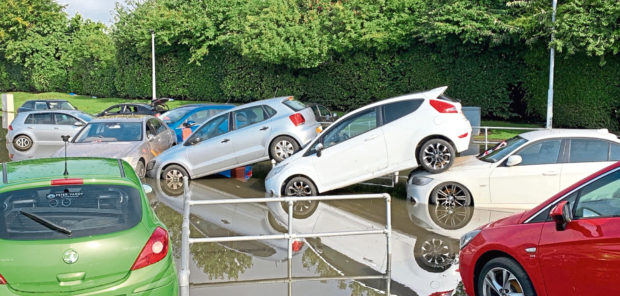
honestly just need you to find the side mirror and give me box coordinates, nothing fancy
[74,121,84,127]
[142,184,153,194]
[506,155,523,167]
[550,200,572,231]
[316,143,324,157]
[184,120,196,128]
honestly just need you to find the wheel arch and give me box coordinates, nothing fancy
[415,135,457,164]
[473,251,533,296]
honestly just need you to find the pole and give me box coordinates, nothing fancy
[180,176,190,296]
[151,30,157,102]
[546,0,558,129]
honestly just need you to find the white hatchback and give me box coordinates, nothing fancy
[265,86,472,204]
[406,129,620,210]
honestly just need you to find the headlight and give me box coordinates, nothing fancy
[460,229,481,250]
[267,163,288,179]
[410,176,433,186]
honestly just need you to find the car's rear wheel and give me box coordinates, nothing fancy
[162,165,189,193]
[270,136,300,162]
[135,160,146,179]
[418,138,455,173]
[430,182,472,207]
[13,134,33,151]
[281,176,318,219]
[477,257,536,296]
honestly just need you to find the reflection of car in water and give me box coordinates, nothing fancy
[267,200,461,295]
[149,178,305,261]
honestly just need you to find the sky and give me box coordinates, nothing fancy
[56,0,120,26]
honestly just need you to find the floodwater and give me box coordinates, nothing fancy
[1,138,520,296]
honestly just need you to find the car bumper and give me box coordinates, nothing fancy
[294,123,321,147]
[264,175,283,197]
[406,178,436,204]
[0,256,178,295]
[146,159,161,179]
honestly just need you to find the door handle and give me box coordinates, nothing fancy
[260,126,269,131]
[221,139,230,143]
[542,171,558,176]
[364,134,378,141]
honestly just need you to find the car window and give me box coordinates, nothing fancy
[569,139,611,162]
[22,101,34,110]
[478,136,528,163]
[263,105,277,118]
[160,108,190,124]
[610,143,620,161]
[188,113,229,145]
[53,113,79,125]
[24,113,52,124]
[34,102,48,110]
[282,98,306,111]
[76,113,93,122]
[573,169,620,219]
[529,190,579,223]
[234,106,266,129]
[74,122,143,142]
[104,105,123,114]
[515,139,562,165]
[146,118,164,136]
[48,101,74,110]
[0,184,142,240]
[187,109,222,124]
[321,108,377,149]
[382,99,424,124]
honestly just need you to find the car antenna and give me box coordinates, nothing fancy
[61,135,71,176]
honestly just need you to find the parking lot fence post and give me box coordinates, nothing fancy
[287,200,294,296]
[180,176,191,296]
[385,193,392,296]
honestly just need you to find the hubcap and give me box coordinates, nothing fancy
[422,142,451,169]
[275,140,295,159]
[15,137,31,149]
[482,267,525,296]
[435,184,468,207]
[165,169,184,190]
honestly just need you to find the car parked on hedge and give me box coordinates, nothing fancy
[159,104,234,143]
[54,115,176,178]
[407,128,620,209]
[17,99,77,113]
[265,86,472,198]
[6,110,93,152]
[0,157,177,295]
[459,161,620,296]
[146,96,321,185]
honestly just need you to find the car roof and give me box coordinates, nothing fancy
[16,109,87,117]
[175,103,235,109]
[25,99,70,102]
[225,96,293,112]
[113,102,152,108]
[93,114,154,122]
[1,157,137,186]
[519,128,619,142]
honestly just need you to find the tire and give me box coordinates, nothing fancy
[413,234,458,273]
[135,159,146,179]
[418,138,456,174]
[162,165,189,195]
[430,182,472,207]
[281,176,318,219]
[270,136,300,163]
[477,257,536,296]
[13,134,33,151]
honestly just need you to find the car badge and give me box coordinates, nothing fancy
[63,249,79,264]
[46,193,56,200]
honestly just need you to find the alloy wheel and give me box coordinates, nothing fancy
[419,238,454,269]
[482,267,525,296]
[435,183,470,207]
[165,169,185,190]
[422,142,451,170]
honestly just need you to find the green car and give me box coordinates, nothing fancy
[0,157,178,295]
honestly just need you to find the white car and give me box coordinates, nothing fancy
[407,129,620,209]
[265,86,472,203]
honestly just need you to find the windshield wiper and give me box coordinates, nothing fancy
[20,210,72,236]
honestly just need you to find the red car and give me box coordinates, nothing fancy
[459,161,620,296]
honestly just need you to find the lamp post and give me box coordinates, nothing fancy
[151,29,157,102]
[546,0,558,129]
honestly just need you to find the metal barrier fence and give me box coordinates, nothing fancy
[178,177,393,296]
[472,126,544,150]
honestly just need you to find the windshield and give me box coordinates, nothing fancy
[478,136,528,163]
[48,101,75,110]
[160,107,191,124]
[0,184,142,240]
[282,98,307,111]
[74,122,143,142]
[76,113,93,122]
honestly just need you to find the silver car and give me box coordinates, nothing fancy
[146,96,320,187]
[54,115,176,178]
[6,110,92,152]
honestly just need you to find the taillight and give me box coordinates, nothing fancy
[8,125,12,131]
[289,113,305,126]
[51,178,83,186]
[429,291,453,296]
[430,99,457,113]
[131,227,169,271]
[292,239,304,252]
[0,273,7,285]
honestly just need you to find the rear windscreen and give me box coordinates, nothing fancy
[0,185,142,240]
[282,99,307,111]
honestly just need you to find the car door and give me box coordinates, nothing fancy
[559,138,619,189]
[489,139,564,206]
[52,113,83,141]
[185,113,237,176]
[537,168,620,295]
[312,107,387,188]
[25,113,56,143]
[230,106,272,164]
[145,118,167,156]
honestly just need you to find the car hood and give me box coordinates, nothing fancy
[482,211,526,230]
[413,155,493,179]
[54,142,143,159]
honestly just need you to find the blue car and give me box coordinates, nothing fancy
[159,104,234,143]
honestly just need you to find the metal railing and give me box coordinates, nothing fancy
[178,177,393,296]
[472,126,544,150]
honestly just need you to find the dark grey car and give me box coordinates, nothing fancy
[17,99,77,113]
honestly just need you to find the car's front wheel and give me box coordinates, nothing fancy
[13,134,33,151]
[270,136,300,162]
[162,165,189,193]
[281,176,318,219]
[418,138,455,174]
[477,257,536,296]
[135,160,146,179]
[430,182,472,207]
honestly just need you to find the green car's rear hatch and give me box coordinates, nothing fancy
[0,183,149,293]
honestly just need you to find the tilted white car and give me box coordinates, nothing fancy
[406,129,620,209]
[265,86,472,200]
